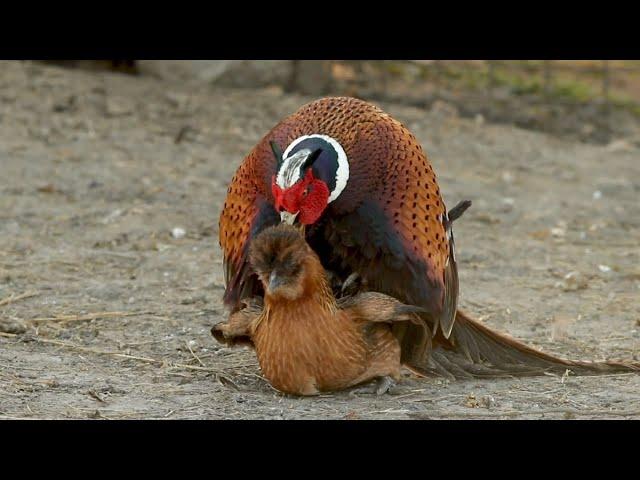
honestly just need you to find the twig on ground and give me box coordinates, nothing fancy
[19,335,240,375]
[87,390,107,403]
[0,291,39,307]
[30,311,154,324]
[186,341,206,367]
[34,337,167,364]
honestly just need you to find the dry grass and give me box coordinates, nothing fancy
[29,311,155,324]
[0,291,40,307]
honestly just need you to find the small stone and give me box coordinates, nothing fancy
[155,243,171,252]
[171,227,186,239]
[101,209,123,224]
[598,265,611,273]
[480,395,496,409]
[0,318,27,334]
[464,393,480,408]
[561,271,589,291]
[589,223,604,232]
[180,294,206,305]
[165,91,190,109]
[501,197,515,212]
[592,190,602,200]
[105,97,132,117]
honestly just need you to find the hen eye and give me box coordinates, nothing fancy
[289,265,301,277]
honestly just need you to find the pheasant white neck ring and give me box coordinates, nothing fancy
[276,134,349,204]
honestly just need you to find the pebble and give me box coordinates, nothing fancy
[481,395,496,409]
[558,271,589,291]
[105,96,132,117]
[171,227,186,239]
[0,318,27,334]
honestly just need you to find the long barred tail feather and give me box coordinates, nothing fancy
[410,309,640,378]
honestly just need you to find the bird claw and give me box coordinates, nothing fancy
[349,376,396,396]
[374,376,396,395]
[341,272,361,296]
[211,321,230,344]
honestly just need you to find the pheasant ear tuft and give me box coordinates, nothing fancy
[302,148,322,171]
[270,140,284,167]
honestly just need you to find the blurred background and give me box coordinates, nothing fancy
[45,60,640,145]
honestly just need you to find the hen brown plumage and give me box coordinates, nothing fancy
[213,225,424,395]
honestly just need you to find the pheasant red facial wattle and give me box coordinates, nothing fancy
[271,169,330,225]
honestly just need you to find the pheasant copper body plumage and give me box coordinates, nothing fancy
[213,225,425,395]
[218,96,639,378]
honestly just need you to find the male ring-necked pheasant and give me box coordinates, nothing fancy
[217,96,638,379]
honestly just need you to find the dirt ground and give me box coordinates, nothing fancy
[1,61,639,420]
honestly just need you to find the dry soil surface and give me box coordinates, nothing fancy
[1,61,639,419]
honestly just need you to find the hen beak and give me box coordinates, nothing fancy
[268,271,284,292]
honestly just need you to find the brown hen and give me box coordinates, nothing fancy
[213,225,425,395]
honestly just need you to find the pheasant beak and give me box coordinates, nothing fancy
[279,211,305,235]
[280,211,299,225]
